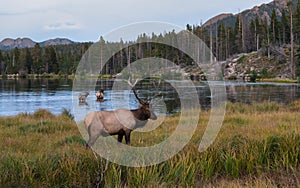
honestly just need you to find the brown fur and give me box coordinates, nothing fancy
[84,103,157,147]
[78,92,89,102]
[96,89,104,100]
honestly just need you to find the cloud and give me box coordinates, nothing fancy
[44,21,81,30]
[0,0,272,41]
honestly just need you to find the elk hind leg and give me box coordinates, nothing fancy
[124,131,131,145]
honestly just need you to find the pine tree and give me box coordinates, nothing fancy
[270,9,279,44]
[260,18,270,58]
[44,47,58,74]
[18,48,30,75]
[288,1,295,78]
[32,44,42,74]
[0,49,4,76]
[281,10,289,44]
[294,0,300,44]
[24,48,33,74]
[13,47,20,71]
[234,16,243,54]
[49,47,58,74]
[186,24,192,32]
[217,22,227,60]
[250,20,257,51]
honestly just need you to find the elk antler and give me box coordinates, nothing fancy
[152,79,161,98]
[145,79,162,103]
[126,77,146,105]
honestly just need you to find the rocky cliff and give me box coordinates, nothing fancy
[223,49,293,80]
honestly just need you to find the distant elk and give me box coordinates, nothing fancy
[96,89,104,101]
[84,78,159,147]
[78,92,89,103]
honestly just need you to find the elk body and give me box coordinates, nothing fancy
[78,92,89,102]
[84,80,157,147]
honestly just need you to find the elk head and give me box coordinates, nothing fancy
[127,78,158,120]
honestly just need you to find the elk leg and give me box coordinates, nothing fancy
[118,132,124,143]
[125,131,131,145]
[87,132,101,148]
[86,124,101,147]
[87,136,98,148]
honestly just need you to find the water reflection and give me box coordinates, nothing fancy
[0,78,299,116]
[225,82,299,104]
[0,79,73,116]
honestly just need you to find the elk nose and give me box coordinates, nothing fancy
[150,112,157,120]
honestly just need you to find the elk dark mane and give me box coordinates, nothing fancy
[131,106,151,121]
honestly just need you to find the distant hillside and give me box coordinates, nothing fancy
[39,38,75,47]
[203,13,234,27]
[0,38,36,50]
[0,38,75,50]
[203,0,298,28]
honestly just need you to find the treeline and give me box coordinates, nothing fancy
[190,0,300,78]
[191,1,300,59]
[93,0,300,77]
[0,43,92,76]
[0,33,197,77]
[97,35,196,75]
[0,1,300,78]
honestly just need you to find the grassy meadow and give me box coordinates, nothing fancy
[0,102,299,187]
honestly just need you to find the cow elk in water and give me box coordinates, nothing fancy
[96,89,104,101]
[78,92,89,103]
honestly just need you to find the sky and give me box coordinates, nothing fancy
[0,0,272,42]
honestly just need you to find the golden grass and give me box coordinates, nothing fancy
[0,102,299,187]
[257,78,298,83]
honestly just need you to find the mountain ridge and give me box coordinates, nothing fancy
[0,37,75,50]
[1,0,298,51]
[203,0,298,28]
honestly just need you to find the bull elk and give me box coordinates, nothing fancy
[78,92,89,103]
[84,79,158,147]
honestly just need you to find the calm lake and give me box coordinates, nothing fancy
[0,78,299,117]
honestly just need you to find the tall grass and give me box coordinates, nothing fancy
[0,102,299,187]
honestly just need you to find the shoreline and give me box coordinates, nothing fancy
[1,73,299,83]
[256,78,299,83]
[0,73,115,80]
